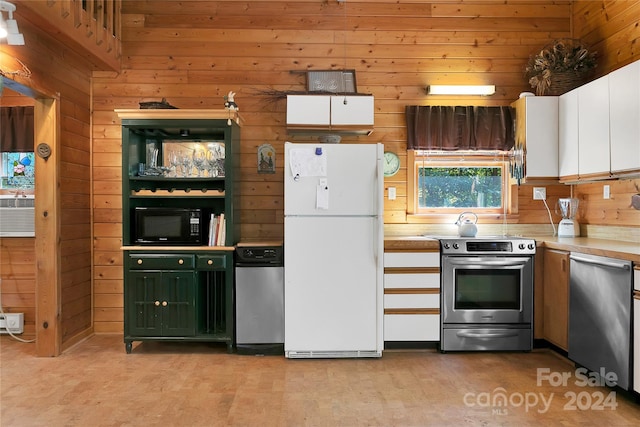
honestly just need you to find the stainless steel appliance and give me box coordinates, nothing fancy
[235,244,284,355]
[439,236,536,352]
[568,253,632,390]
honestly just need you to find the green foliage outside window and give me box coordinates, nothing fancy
[418,166,502,208]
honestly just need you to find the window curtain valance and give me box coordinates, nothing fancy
[1,106,34,152]
[405,105,515,151]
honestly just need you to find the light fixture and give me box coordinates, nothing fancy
[0,1,24,46]
[426,85,496,96]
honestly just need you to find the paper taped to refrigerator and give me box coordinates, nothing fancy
[316,179,329,209]
[289,148,327,178]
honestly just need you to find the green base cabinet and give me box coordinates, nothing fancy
[124,251,234,354]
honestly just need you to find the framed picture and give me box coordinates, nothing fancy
[306,70,357,93]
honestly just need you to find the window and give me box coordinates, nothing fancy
[408,150,511,215]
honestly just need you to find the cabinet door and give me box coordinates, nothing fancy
[558,89,579,180]
[543,249,570,350]
[126,271,164,337]
[578,76,610,179]
[515,96,558,179]
[634,296,640,393]
[330,95,374,125]
[161,271,196,336]
[609,60,640,175]
[286,95,331,125]
[126,271,196,337]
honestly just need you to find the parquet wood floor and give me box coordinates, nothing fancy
[2,335,640,426]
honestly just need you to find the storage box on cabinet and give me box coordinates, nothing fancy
[383,250,440,342]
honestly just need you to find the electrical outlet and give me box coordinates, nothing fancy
[603,185,610,200]
[533,187,546,200]
[0,313,24,334]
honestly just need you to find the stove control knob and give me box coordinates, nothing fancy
[528,243,535,250]
[442,243,450,249]
[452,243,459,249]
[518,243,526,250]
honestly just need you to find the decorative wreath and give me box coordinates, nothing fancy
[525,39,597,95]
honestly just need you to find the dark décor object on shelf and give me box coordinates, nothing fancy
[307,70,357,93]
[139,98,177,109]
[525,39,597,96]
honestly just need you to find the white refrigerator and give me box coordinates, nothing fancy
[284,142,384,358]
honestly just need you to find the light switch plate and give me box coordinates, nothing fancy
[388,187,396,200]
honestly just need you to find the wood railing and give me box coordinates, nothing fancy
[17,0,121,71]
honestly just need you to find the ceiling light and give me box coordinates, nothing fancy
[426,85,496,96]
[0,1,24,46]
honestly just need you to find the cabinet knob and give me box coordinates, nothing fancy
[154,300,160,306]
[137,259,143,265]
[207,259,213,265]
[178,259,184,265]
[162,301,168,307]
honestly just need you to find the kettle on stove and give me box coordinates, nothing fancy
[455,212,478,237]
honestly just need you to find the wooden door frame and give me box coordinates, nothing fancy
[2,76,61,356]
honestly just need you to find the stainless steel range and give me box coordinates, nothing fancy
[439,236,536,352]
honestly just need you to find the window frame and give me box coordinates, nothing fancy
[407,150,514,217]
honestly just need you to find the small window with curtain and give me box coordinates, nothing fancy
[1,106,35,190]
[405,105,515,216]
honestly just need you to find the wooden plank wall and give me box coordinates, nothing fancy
[1,14,94,349]
[90,0,640,333]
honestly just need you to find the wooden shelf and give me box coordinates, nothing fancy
[115,109,243,126]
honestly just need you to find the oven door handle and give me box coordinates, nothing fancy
[456,330,519,339]
[447,259,529,267]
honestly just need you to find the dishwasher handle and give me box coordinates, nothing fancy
[569,254,630,271]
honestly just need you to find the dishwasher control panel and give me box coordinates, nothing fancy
[236,246,283,265]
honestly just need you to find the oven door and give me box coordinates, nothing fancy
[441,256,533,325]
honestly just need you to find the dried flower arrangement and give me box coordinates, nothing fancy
[525,39,597,95]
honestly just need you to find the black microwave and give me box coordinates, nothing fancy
[133,207,205,245]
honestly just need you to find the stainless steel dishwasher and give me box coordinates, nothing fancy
[235,244,284,355]
[568,253,633,390]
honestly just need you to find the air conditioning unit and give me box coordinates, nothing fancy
[0,313,24,334]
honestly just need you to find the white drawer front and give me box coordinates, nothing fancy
[384,273,440,289]
[384,293,440,309]
[384,314,440,341]
[634,268,639,292]
[384,252,439,268]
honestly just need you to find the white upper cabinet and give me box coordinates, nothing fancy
[330,95,374,126]
[577,75,610,179]
[558,88,579,181]
[609,60,640,176]
[286,95,331,126]
[286,94,374,135]
[512,96,559,180]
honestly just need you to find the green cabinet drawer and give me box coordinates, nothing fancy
[128,254,195,270]
[196,254,227,270]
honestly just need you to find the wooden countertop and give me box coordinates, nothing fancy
[384,235,640,263]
